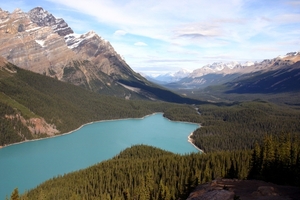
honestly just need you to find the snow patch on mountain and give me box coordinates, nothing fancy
[64,31,97,49]
[25,27,41,32]
[29,7,74,36]
[242,61,255,67]
[35,39,45,47]
[189,62,241,78]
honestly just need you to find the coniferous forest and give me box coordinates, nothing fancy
[17,146,253,200]
[191,100,300,152]
[2,64,300,200]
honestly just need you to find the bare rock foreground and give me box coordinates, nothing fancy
[187,179,300,200]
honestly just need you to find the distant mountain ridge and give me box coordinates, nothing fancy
[146,69,191,84]
[0,7,201,103]
[162,52,300,89]
[225,60,300,94]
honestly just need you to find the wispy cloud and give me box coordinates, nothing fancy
[134,42,147,46]
[114,30,127,36]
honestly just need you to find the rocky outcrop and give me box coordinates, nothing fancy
[26,117,59,136]
[28,7,73,36]
[187,179,300,200]
[252,186,277,197]
[5,114,59,137]
[186,180,235,200]
[0,7,75,75]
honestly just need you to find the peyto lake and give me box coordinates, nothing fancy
[0,113,200,198]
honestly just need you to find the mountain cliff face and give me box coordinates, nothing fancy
[0,7,133,81]
[0,7,72,74]
[28,7,73,36]
[1,7,192,102]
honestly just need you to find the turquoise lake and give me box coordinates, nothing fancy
[0,113,200,198]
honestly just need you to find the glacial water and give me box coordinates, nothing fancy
[0,113,200,198]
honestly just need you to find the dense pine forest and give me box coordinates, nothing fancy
[14,146,253,200]
[249,133,300,186]
[2,64,300,199]
[191,100,300,152]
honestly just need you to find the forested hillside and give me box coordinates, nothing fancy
[191,100,300,152]
[0,63,201,146]
[21,145,252,200]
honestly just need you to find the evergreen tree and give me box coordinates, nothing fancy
[10,188,19,200]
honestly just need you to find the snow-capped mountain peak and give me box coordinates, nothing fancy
[145,68,191,83]
[242,61,255,67]
[189,62,242,78]
[172,68,191,77]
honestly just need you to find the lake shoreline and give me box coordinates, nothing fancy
[1,113,161,149]
[188,132,204,153]
[1,112,202,152]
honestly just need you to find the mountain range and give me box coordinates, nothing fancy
[145,69,191,84]
[0,7,202,104]
[151,52,300,91]
[225,58,300,94]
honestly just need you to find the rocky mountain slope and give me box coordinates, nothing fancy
[0,7,200,103]
[165,52,300,89]
[225,60,300,94]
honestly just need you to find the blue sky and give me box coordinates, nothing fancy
[1,0,300,76]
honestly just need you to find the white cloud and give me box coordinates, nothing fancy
[134,42,147,46]
[113,30,127,36]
